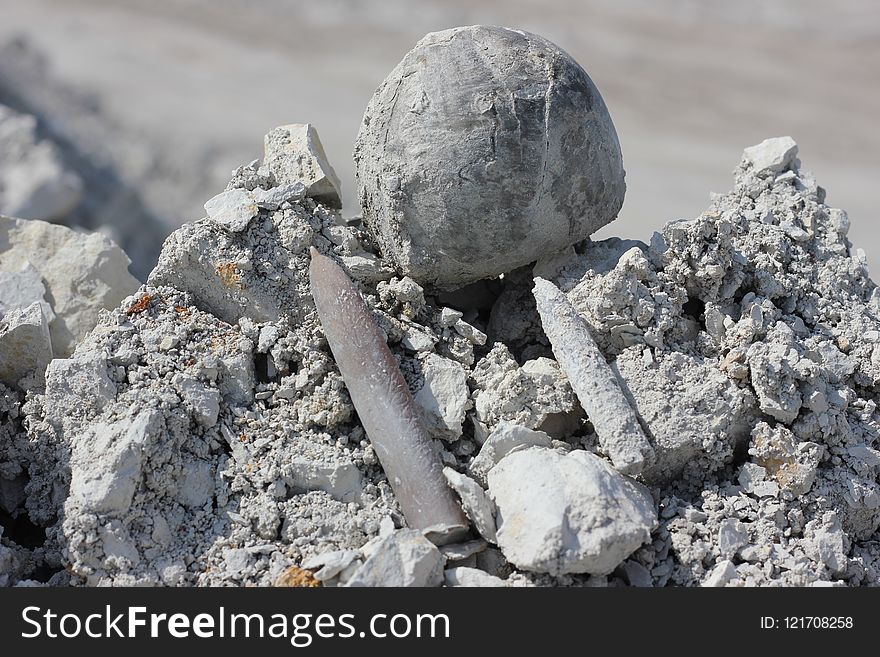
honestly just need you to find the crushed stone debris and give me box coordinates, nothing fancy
[0,115,878,588]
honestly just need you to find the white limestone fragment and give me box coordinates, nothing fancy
[0,262,54,322]
[251,183,306,210]
[702,560,737,587]
[439,538,487,562]
[469,422,552,486]
[471,345,579,438]
[717,519,748,558]
[533,277,654,474]
[44,353,116,430]
[488,447,656,575]
[0,302,52,386]
[414,353,469,441]
[66,411,159,515]
[174,375,221,428]
[738,463,779,498]
[454,319,487,346]
[284,450,363,503]
[301,549,362,582]
[439,308,463,328]
[264,124,342,208]
[742,136,799,175]
[443,467,497,543]
[204,189,258,232]
[444,567,507,587]
[804,513,849,576]
[339,253,394,284]
[0,215,139,357]
[345,529,445,587]
[613,347,756,484]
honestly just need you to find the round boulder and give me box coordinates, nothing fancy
[355,25,625,289]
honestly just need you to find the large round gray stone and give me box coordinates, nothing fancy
[355,25,625,289]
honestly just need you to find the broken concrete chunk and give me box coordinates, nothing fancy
[264,124,342,208]
[469,422,552,487]
[742,136,799,175]
[533,277,654,474]
[345,529,445,587]
[443,467,497,544]
[413,353,469,441]
[488,447,656,575]
[0,215,139,357]
[204,189,258,233]
[444,566,506,587]
[0,302,52,387]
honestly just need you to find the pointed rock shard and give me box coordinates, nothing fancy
[533,277,654,474]
[308,247,467,538]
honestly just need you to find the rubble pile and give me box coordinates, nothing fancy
[0,28,878,588]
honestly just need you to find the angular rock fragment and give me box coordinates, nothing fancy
[149,218,306,326]
[301,549,362,582]
[264,124,342,208]
[0,262,54,321]
[468,422,552,487]
[533,277,654,474]
[443,467,497,543]
[748,422,822,495]
[0,302,52,387]
[44,352,116,430]
[742,136,798,175]
[444,566,507,587]
[345,529,445,587]
[0,215,139,356]
[204,188,258,233]
[613,347,756,483]
[413,353,469,441]
[488,447,656,575]
[67,411,160,515]
[470,343,579,438]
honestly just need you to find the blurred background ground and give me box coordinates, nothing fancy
[0,0,877,275]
